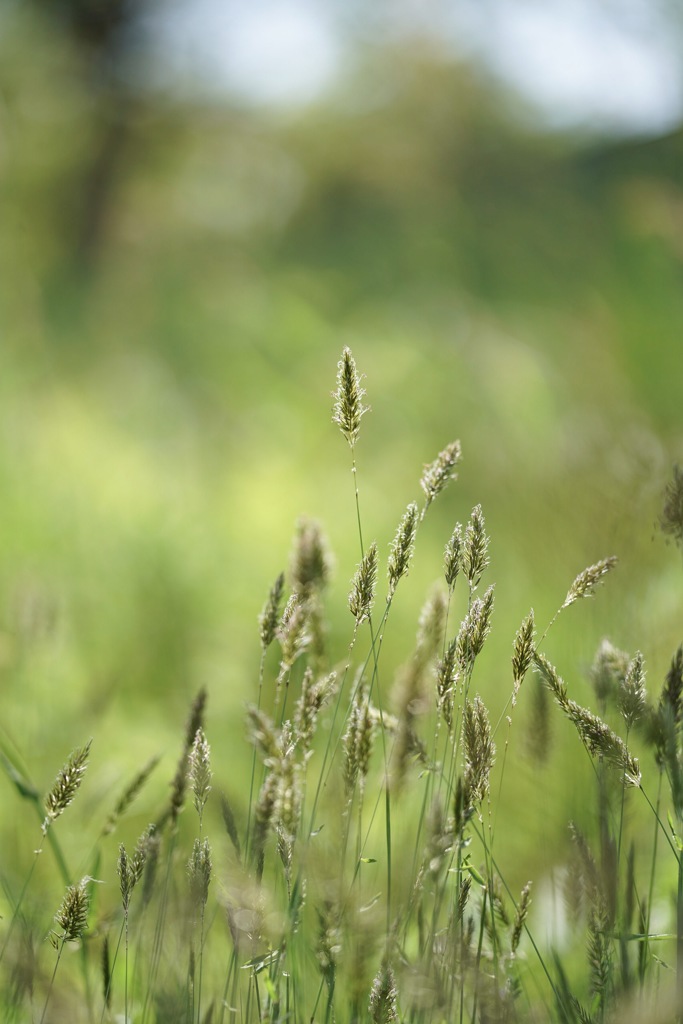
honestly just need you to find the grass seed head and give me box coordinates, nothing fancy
[462,504,489,591]
[188,837,212,908]
[290,518,333,602]
[188,727,212,821]
[590,638,630,708]
[512,609,535,690]
[332,346,369,448]
[53,877,90,944]
[43,740,92,835]
[349,541,379,625]
[420,440,462,511]
[258,571,285,651]
[463,695,496,808]
[387,502,419,598]
[562,557,617,609]
[444,522,462,591]
[369,958,399,1024]
[619,651,646,730]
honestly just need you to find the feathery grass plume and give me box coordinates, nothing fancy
[293,668,337,756]
[166,687,207,828]
[277,594,311,669]
[220,792,241,861]
[444,522,462,591]
[369,958,399,1024]
[455,585,495,673]
[463,695,496,808]
[52,877,90,945]
[415,585,447,664]
[534,653,641,786]
[562,556,618,609]
[188,727,212,824]
[188,837,212,908]
[290,517,333,602]
[462,504,489,590]
[590,638,630,709]
[387,502,419,599]
[349,541,379,625]
[512,609,535,701]
[332,346,369,448]
[420,440,462,512]
[660,464,683,548]
[619,651,646,731]
[511,882,532,954]
[42,740,91,835]
[258,571,285,651]
[436,636,459,731]
[101,755,160,837]
[343,682,376,800]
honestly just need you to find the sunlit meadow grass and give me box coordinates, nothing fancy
[0,349,681,1023]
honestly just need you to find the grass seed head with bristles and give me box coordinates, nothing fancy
[247,706,281,765]
[659,463,683,548]
[294,668,337,756]
[444,522,462,591]
[511,881,533,954]
[52,877,90,946]
[463,695,496,809]
[332,346,369,448]
[415,585,447,664]
[277,594,311,669]
[661,644,683,724]
[253,771,278,877]
[455,585,495,674]
[462,504,489,591]
[188,727,212,824]
[534,653,641,786]
[420,440,462,512]
[119,825,155,913]
[562,556,618,609]
[369,958,399,1024]
[590,638,630,708]
[42,740,91,835]
[165,688,207,829]
[188,837,212,908]
[619,651,646,731]
[290,517,333,602]
[349,541,378,626]
[258,571,285,651]
[512,609,535,701]
[436,636,459,730]
[343,681,376,800]
[387,502,419,599]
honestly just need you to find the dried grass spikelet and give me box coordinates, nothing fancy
[590,638,630,709]
[462,505,489,591]
[188,727,212,823]
[534,653,641,786]
[101,755,160,837]
[43,740,92,835]
[332,346,369,448]
[455,585,495,674]
[660,464,683,548]
[343,680,376,800]
[511,609,535,703]
[369,957,399,1024]
[444,523,462,592]
[349,541,379,626]
[415,585,447,665]
[463,695,496,808]
[387,502,419,599]
[511,881,532,954]
[118,825,155,913]
[290,518,333,603]
[294,668,337,756]
[436,637,459,732]
[420,440,462,512]
[52,877,90,945]
[562,557,618,610]
[619,651,646,731]
[258,572,285,651]
[188,837,212,908]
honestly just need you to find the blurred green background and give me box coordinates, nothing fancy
[0,0,681,930]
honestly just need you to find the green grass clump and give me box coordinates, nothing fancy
[0,349,681,1024]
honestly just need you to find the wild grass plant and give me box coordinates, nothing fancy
[0,350,682,1023]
